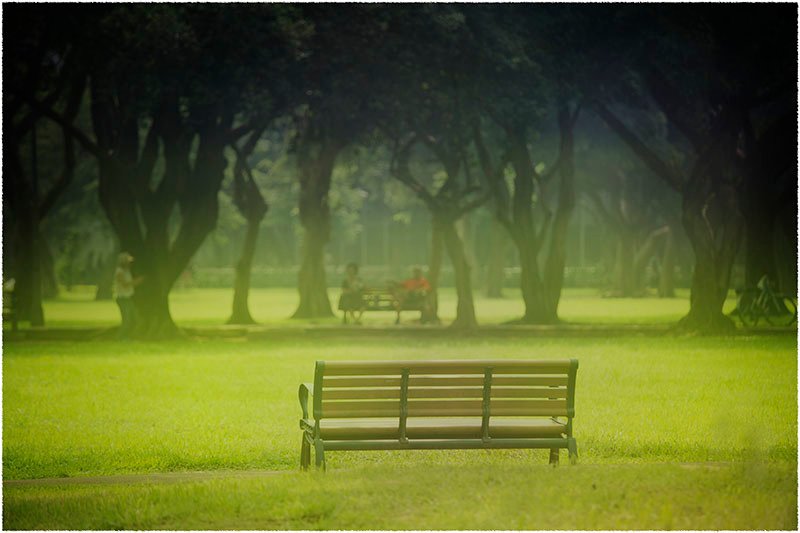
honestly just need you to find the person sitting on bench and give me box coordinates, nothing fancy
[394,267,433,323]
[338,262,365,324]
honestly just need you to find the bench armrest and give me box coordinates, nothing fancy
[298,382,314,419]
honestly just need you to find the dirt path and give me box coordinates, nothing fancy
[4,469,288,487]
[4,462,735,488]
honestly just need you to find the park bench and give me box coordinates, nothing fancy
[298,359,578,469]
[348,287,428,324]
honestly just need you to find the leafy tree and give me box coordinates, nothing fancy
[3,4,93,324]
[592,4,796,331]
[40,5,304,336]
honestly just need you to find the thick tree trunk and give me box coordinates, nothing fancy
[518,242,555,324]
[676,162,743,333]
[14,211,44,325]
[95,249,116,300]
[441,219,477,329]
[505,127,555,324]
[543,104,576,315]
[292,138,341,319]
[485,218,506,298]
[293,222,332,318]
[228,218,261,325]
[133,271,176,339]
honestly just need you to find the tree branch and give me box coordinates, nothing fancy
[591,100,684,192]
[28,96,101,158]
[639,64,704,149]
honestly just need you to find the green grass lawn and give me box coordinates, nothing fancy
[3,334,797,529]
[27,285,734,328]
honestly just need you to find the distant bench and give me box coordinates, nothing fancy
[344,287,428,324]
[298,359,579,469]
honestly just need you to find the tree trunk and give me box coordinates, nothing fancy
[632,226,669,295]
[95,249,116,300]
[292,137,341,319]
[293,223,332,318]
[458,214,479,288]
[14,210,44,325]
[228,131,268,325]
[485,218,506,298]
[40,239,59,299]
[676,159,743,333]
[518,241,555,324]
[612,229,636,297]
[427,218,444,323]
[658,227,676,298]
[441,219,477,329]
[228,217,261,325]
[543,103,577,315]
[133,269,176,339]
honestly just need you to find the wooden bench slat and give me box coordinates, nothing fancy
[489,388,568,399]
[323,377,403,388]
[323,360,572,376]
[491,399,568,417]
[324,389,401,400]
[323,387,567,401]
[322,400,400,418]
[323,376,570,388]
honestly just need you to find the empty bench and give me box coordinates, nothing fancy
[298,359,578,469]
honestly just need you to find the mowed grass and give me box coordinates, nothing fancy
[5,463,796,530]
[3,335,796,529]
[32,286,719,327]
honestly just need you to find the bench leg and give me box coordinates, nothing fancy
[549,448,559,466]
[314,437,326,470]
[567,438,578,465]
[300,434,311,470]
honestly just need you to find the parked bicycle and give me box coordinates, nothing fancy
[735,275,797,327]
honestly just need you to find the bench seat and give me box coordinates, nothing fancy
[317,417,567,440]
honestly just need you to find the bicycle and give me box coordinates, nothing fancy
[735,275,797,327]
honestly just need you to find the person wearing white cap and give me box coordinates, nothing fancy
[114,252,143,340]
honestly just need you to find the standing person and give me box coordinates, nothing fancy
[338,262,365,324]
[114,252,143,340]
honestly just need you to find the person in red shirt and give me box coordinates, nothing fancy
[394,267,433,323]
[402,267,431,292]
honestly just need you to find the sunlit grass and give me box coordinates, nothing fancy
[4,462,796,529]
[31,286,735,327]
[4,336,795,481]
[3,334,795,529]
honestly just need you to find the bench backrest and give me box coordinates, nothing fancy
[313,359,578,421]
